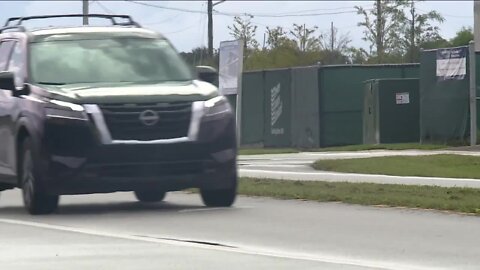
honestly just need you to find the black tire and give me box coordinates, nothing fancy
[21,138,59,215]
[134,190,167,203]
[200,173,237,207]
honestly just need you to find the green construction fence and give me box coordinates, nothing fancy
[318,64,420,147]
[264,68,293,147]
[363,78,420,145]
[420,48,470,144]
[239,71,264,145]
[291,66,320,148]
[238,63,420,148]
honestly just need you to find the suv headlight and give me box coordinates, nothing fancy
[45,100,87,121]
[204,96,232,117]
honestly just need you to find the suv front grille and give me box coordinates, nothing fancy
[99,102,192,141]
[93,161,208,178]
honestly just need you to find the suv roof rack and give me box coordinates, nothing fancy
[3,14,141,28]
[0,25,27,34]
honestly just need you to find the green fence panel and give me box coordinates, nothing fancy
[420,49,469,143]
[476,53,480,97]
[377,79,420,143]
[264,68,292,147]
[291,66,320,148]
[402,65,420,78]
[363,80,378,145]
[322,111,363,146]
[240,71,265,145]
[475,53,480,140]
[320,65,405,113]
[319,64,419,147]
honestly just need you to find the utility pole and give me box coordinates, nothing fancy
[82,0,89,25]
[207,0,226,59]
[207,0,213,58]
[330,22,334,51]
[410,0,416,63]
[303,23,306,52]
[376,0,383,62]
[262,32,266,50]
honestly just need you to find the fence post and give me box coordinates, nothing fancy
[469,41,477,146]
[236,40,244,146]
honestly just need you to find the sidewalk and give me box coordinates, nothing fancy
[238,149,480,188]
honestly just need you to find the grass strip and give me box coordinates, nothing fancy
[312,154,480,179]
[239,143,445,155]
[316,143,445,152]
[239,148,299,155]
[238,178,480,215]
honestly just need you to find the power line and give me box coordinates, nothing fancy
[214,9,358,18]
[267,5,373,15]
[250,20,357,32]
[163,24,202,35]
[125,0,362,18]
[126,0,206,14]
[94,1,115,15]
[417,8,472,19]
[142,15,179,26]
[163,16,204,35]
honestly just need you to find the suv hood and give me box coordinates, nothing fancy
[39,80,218,104]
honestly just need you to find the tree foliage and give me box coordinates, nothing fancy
[319,24,352,53]
[449,26,474,47]
[319,24,353,65]
[355,0,405,62]
[228,16,259,50]
[289,24,320,52]
[178,3,470,70]
[243,22,354,70]
[356,0,446,63]
[265,26,290,49]
[399,0,445,62]
[180,46,218,68]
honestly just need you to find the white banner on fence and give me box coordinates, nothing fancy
[219,40,244,95]
[436,47,467,81]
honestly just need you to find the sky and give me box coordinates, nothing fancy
[0,1,474,52]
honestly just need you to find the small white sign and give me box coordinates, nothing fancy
[396,92,410,105]
[219,40,244,95]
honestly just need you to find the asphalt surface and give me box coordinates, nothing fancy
[239,150,480,187]
[1,189,480,270]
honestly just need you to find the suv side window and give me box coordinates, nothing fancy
[0,40,15,71]
[7,41,25,88]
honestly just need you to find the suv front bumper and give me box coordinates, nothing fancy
[42,103,237,195]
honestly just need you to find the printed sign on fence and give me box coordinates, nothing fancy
[270,83,284,135]
[396,92,410,105]
[436,47,467,81]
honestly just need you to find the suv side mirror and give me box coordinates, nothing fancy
[0,71,30,96]
[196,66,218,86]
[0,71,16,91]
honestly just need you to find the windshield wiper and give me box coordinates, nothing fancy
[132,79,192,84]
[36,82,66,85]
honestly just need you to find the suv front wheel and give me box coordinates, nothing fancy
[134,190,167,203]
[200,173,237,207]
[21,138,59,215]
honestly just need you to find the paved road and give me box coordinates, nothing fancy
[1,189,479,270]
[239,150,480,187]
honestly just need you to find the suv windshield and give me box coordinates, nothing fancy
[30,37,193,85]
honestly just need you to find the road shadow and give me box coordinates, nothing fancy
[0,201,211,216]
